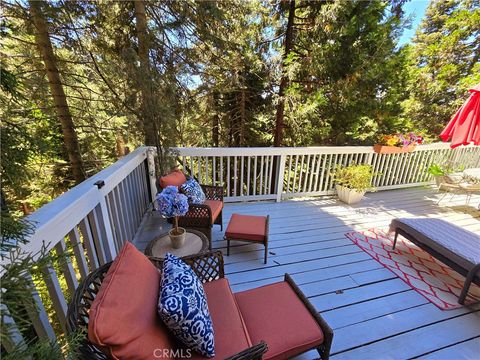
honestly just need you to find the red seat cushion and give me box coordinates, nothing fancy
[189,278,252,359]
[159,170,187,189]
[204,200,223,224]
[235,281,324,360]
[88,242,176,360]
[225,213,267,242]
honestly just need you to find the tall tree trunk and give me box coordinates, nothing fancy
[274,0,296,147]
[134,0,158,148]
[240,87,246,146]
[212,92,220,147]
[28,0,86,183]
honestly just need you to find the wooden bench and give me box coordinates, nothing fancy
[390,218,480,304]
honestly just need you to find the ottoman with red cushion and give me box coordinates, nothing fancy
[235,276,331,360]
[225,213,270,263]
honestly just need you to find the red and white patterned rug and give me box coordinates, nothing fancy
[345,229,480,310]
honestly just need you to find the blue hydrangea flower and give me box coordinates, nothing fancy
[156,186,189,218]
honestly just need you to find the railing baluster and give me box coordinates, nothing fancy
[87,207,109,265]
[213,157,216,185]
[328,154,338,191]
[54,238,78,296]
[268,155,274,194]
[105,195,120,252]
[276,154,286,202]
[247,156,251,196]
[253,156,257,196]
[303,154,311,193]
[234,156,238,196]
[1,304,27,352]
[220,157,224,187]
[25,274,57,341]
[296,155,304,193]
[258,156,263,195]
[205,156,209,185]
[240,156,244,196]
[41,263,68,333]
[317,154,327,192]
[79,217,99,270]
[227,156,231,196]
[68,227,89,279]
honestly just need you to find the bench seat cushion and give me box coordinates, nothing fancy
[225,214,267,242]
[235,281,324,360]
[189,278,252,359]
[390,218,480,271]
[204,200,223,224]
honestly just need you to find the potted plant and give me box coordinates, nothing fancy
[373,133,423,154]
[332,164,374,205]
[156,186,189,248]
[427,163,465,187]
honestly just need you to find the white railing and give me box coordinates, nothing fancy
[175,143,480,202]
[2,147,156,347]
[3,142,479,349]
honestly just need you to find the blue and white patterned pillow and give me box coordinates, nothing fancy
[180,178,206,204]
[158,253,215,357]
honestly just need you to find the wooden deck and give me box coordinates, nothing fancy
[133,186,480,359]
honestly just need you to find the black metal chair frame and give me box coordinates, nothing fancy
[392,228,480,305]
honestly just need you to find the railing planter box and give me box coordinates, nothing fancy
[336,185,365,205]
[373,144,416,154]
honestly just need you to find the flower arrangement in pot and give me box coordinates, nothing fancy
[156,186,189,248]
[332,164,375,205]
[374,133,423,154]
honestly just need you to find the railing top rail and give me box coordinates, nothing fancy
[173,142,456,156]
[1,147,150,266]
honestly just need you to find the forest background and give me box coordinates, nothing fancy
[2,0,480,216]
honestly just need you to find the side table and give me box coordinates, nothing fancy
[144,229,209,259]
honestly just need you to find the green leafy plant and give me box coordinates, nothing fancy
[332,164,375,192]
[427,163,465,176]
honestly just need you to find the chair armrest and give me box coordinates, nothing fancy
[149,251,224,283]
[202,185,224,201]
[284,273,334,360]
[225,341,268,360]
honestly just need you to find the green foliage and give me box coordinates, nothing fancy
[427,164,446,176]
[402,0,480,135]
[332,164,375,192]
[427,162,465,176]
[1,0,478,210]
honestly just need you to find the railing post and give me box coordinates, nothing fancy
[147,147,157,203]
[275,154,287,202]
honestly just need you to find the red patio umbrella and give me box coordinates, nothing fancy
[440,84,480,148]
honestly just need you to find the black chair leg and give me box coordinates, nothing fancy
[458,264,480,304]
[264,243,268,264]
[392,230,399,250]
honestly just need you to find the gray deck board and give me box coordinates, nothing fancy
[134,186,480,359]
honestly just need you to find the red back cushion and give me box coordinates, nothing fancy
[159,170,187,189]
[88,242,175,360]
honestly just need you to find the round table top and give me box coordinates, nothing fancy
[144,229,209,259]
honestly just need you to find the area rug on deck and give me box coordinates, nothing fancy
[345,229,480,310]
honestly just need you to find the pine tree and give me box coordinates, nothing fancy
[403,0,480,136]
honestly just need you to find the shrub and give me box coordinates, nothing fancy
[332,164,375,192]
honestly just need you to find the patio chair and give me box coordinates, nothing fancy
[390,218,480,304]
[67,244,334,360]
[158,170,224,247]
[437,182,480,208]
